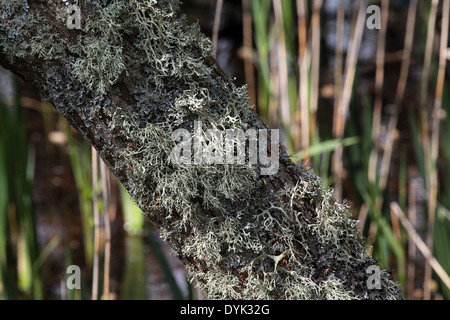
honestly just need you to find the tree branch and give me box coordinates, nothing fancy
[0,0,401,299]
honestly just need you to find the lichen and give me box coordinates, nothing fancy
[0,0,402,300]
[132,0,213,86]
[0,1,66,62]
[70,1,128,93]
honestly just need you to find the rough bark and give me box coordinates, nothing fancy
[0,0,402,299]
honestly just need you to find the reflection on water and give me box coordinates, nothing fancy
[122,235,147,299]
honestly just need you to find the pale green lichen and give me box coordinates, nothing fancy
[70,1,128,93]
[0,0,402,299]
[118,119,257,228]
[0,0,66,62]
[132,0,212,86]
[68,0,212,93]
[319,279,356,300]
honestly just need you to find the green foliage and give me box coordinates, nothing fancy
[0,91,42,299]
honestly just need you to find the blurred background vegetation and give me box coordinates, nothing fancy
[0,0,449,300]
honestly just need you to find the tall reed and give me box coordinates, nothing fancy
[0,75,42,299]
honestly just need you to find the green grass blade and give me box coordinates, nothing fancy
[292,136,361,160]
[120,183,144,235]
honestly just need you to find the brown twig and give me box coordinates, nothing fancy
[332,0,366,199]
[377,0,417,195]
[91,146,100,300]
[212,0,224,59]
[333,0,345,149]
[273,0,290,128]
[100,161,111,300]
[309,0,322,142]
[368,0,389,186]
[421,0,441,300]
[424,0,450,300]
[296,0,309,154]
[390,202,450,293]
[241,0,256,109]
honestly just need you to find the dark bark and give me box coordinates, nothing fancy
[0,0,402,299]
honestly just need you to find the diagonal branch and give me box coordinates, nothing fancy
[0,0,401,300]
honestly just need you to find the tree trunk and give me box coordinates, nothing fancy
[0,0,402,299]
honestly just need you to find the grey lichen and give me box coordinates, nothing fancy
[0,0,66,61]
[70,1,128,93]
[67,0,213,93]
[0,0,402,299]
[132,0,212,86]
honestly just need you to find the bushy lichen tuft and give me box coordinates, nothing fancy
[70,1,128,92]
[67,0,213,93]
[132,0,213,86]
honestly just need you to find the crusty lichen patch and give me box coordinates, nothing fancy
[0,0,402,299]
